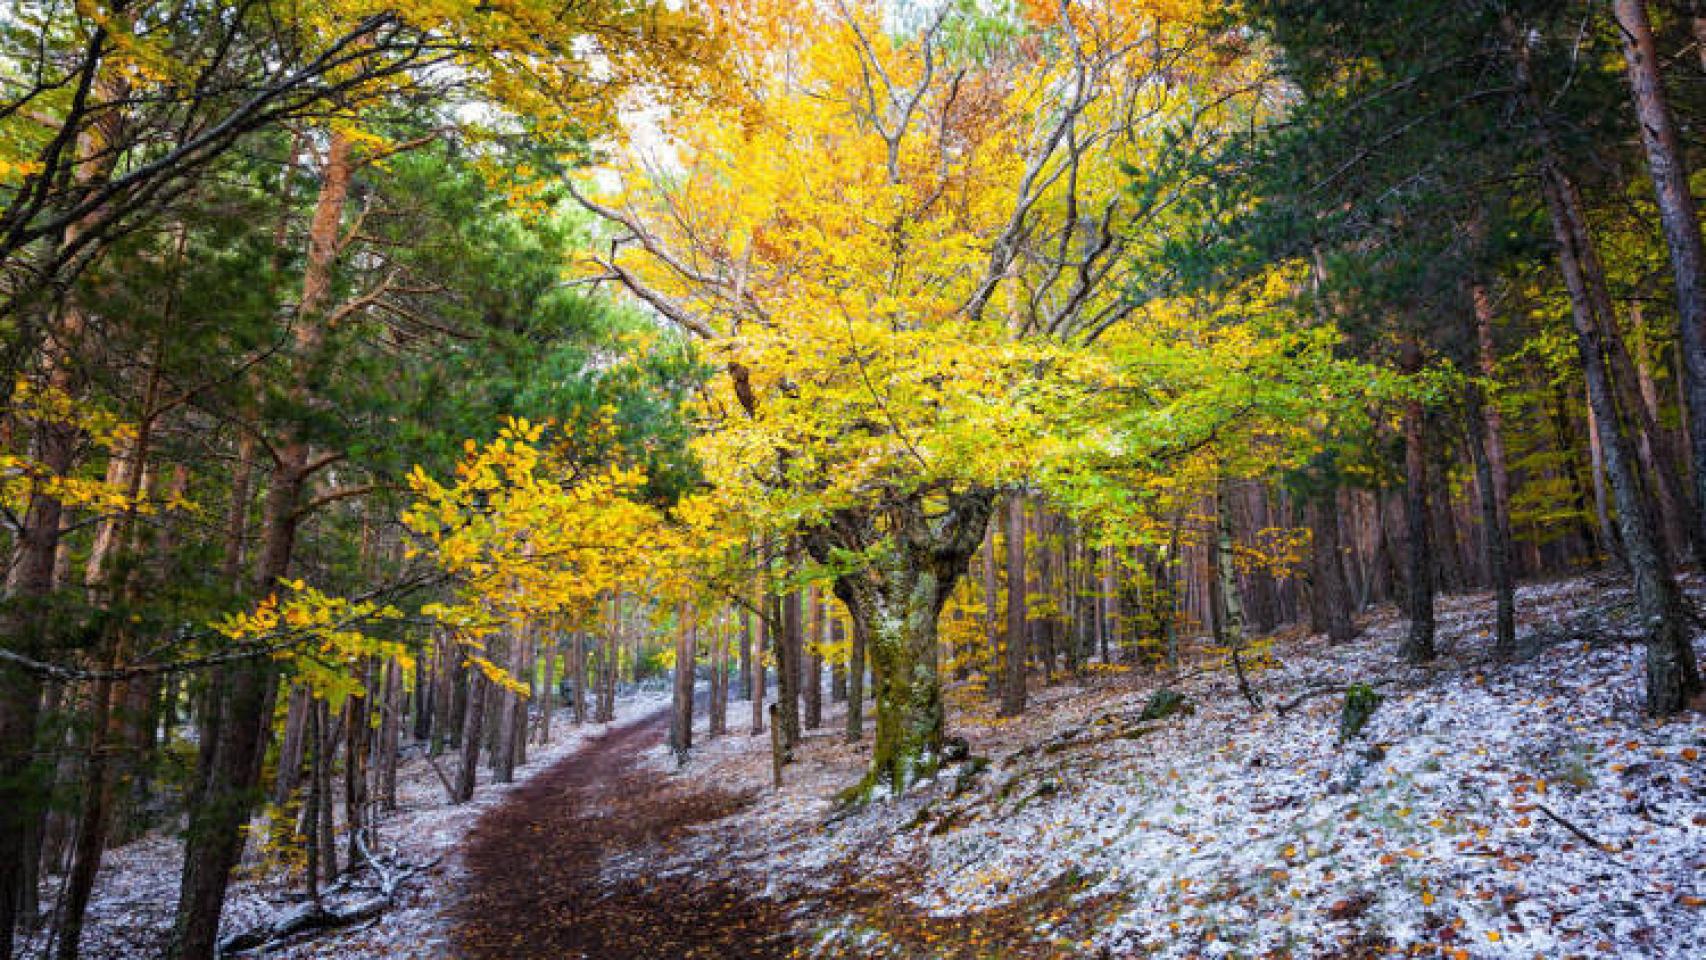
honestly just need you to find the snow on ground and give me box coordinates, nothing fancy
[659,574,1706,958]
[24,689,670,960]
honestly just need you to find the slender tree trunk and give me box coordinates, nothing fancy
[737,603,752,703]
[829,608,847,703]
[1466,387,1518,656]
[804,588,823,729]
[981,526,1001,696]
[843,601,866,742]
[708,615,728,738]
[1213,482,1262,709]
[378,658,401,810]
[670,608,695,762]
[1032,509,1057,680]
[453,673,487,804]
[314,699,337,883]
[1000,492,1027,716]
[1508,20,1701,711]
[1400,339,1437,662]
[1615,0,1706,556]
[273,688,310,807]
[777,571,802,750]
[303,697,322,904]
[750,574,766,736]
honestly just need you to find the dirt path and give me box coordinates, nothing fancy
[449,710,800,960]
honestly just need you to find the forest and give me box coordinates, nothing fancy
[0,0,1702,957]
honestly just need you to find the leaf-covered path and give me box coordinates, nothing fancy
[449,709,799,960]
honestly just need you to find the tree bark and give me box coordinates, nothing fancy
[453,672,487,804]
[1308,488,1359,643]
[776,570,802,750]
[804,588,824,729]
[1399,339,1437,663]
[1466,385,1518,656]
[1212,481,1262,709]
[843,603,866,742]
[171,131,350,960]
[670,608,695,762]
[1614,0,1706,557]
[806,490,994,793]
[1509,19,1701,712]
[1000,491,1027,716]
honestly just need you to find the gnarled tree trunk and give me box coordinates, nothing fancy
[806,489,994,794]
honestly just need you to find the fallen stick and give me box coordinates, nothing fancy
[1533,800,1620,855]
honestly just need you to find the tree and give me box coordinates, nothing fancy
[578,0,1343,792]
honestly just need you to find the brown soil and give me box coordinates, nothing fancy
[449,710,800,959]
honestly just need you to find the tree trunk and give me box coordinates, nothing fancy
[1032,509,1057,680]
[776,571,802,750]
[708,614,728,738]
[453,673,487,804]
[1000,492,1027,716]
[378,659,401,811]
[843,603,866,742]
[749,575,766,736]
[1400,339,1437,662]
[737,603,753,703]
[829,608,847,703]
[1614,0,1706,557]
[804,587,824,729]
[171,132,350,960]
[1466,386,1518,656]
[1509,20,1701,712]
[805,490,994,793]
[981,526,1001,697]
[1213,482,1262,709]
[670,608,695,762]
[274,688,310,807]
[1308,488,1359,643]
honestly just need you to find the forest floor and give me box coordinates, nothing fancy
[25,689,671,960]
[32,573,1706,959]
[621,572,1704,959]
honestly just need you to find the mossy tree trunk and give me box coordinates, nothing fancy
[807,488,995,795]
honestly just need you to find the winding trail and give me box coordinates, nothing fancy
[449,709,800,960]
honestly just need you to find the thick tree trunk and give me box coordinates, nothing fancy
[1615,0,1706,556]
[171,132,351,960]
[1308,488,1359,643]
[1000,492,1027,716]
[806,490,993,793]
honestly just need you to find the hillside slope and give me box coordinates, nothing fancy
[656,574,1705,958]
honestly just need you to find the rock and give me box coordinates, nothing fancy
[941,735,971,763]
[1139,688,1194,721]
